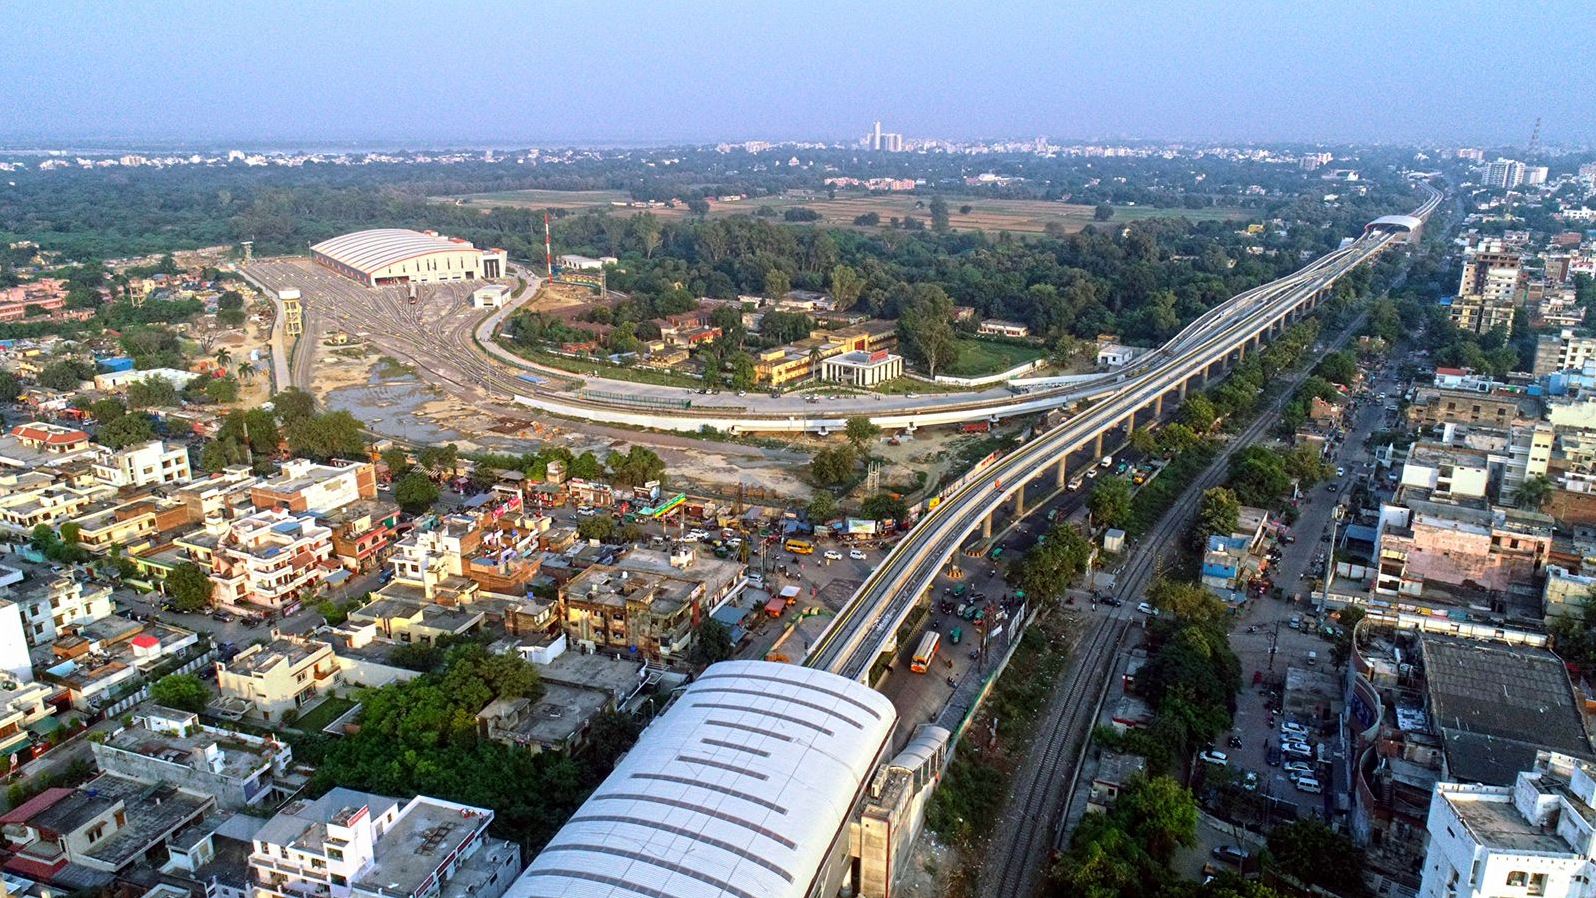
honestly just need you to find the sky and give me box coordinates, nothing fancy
[3,0,1594,149]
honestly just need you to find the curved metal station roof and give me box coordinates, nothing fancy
[309,228,476,273]
[506,660,898,898]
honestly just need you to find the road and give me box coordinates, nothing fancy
[805,188,1441,683]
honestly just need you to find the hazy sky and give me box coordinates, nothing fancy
[3,0,1593,148]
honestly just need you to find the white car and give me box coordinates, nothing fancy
[1280,722,1309,738]
[681,531,704,543]
[1136,602,1157,616]
[1295,776,1323,794]
[576,506,596,516]
[726,537,742,548]
[1336,466,1346,477]
[823,549,843,561]
[1282,761,1313,778]
[1198,749,1228,766]
[1282,740,1313,758]
[849,548,866,561]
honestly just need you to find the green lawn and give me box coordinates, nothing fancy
[504,345,704,389]
[294,697,357,733]
[944,338,1047,378]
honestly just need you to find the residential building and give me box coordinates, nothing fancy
[562,563,704,661]
[174,468,259,529]
[0,599,32,682]
[91,706,302,810]
[90,440,192,489]
[1482,158,1526,190]
[3,575,115,646]
[1543,565,1596,622]
[1096,343,1145,368]
[1406,387,1536,429]
[250,459,377,515]
[819,350,904,387]
[1400,445,1492,501]
[8,423,91,457]
[1536,330,1596,377]
[0,772,214,880]
[214,638,340,723]
[1450,241,1524,334]
[210,509,334,614]
[249,788,521,898]
[317,500,401,574]
[1418,751,1596,898]
[977,319,1030,338]
[1375,497,1552,601]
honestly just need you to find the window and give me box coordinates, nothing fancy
[1506,871,1526,887]
[1530,873,1548,896]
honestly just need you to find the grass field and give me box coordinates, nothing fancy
[944,337,1047,377]
[442,189,1252,235]
[294,697,357,733]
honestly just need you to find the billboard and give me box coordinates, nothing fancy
[844,518,878,536]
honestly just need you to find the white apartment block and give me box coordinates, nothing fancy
[211,509,333,613]
[249,788,520,898]
[1400,447,1492,501]
[0,600,32,682]
[92,440,192,489]
[1536,330,1596,377]
[1420,751,1596,898]
[2,574,115,646]
[251,458,376,516]
[215,638,340,723]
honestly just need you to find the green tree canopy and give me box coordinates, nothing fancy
[150,673,209,713]
[394,472,440,515]
[166,561,214,612]
[1088,477,1133,529]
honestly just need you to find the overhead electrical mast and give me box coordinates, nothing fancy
[543,212,554,278]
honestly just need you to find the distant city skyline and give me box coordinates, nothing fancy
[2,1,1594,147]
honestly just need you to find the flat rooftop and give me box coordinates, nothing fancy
[1449,792,1568,853]
[351,798,491,898]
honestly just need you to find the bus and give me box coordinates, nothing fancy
[910,631,941,673]
[784,539,814,555]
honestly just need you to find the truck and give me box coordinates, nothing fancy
[960,421,992,434]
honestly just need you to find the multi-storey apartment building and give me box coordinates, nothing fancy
[90,440,192,489]
[249,788,520,898]
[1419,751,1596,898]
[210,509,334,613]
[2,574,116,646]
[250,459,377,515]
[1449,241,1525,334]
[215,638,340,723]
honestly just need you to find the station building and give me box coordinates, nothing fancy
[310,229,507,287]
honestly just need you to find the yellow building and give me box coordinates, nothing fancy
[754,321,897,386]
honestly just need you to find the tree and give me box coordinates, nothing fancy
[1094,203,1116,221]
[394,472,440,514]
[217,290,244,312]
[568,450,603,480]
[1088,477,1133,529]
[810,446,857,487]
[862,492,909,521]
[607,445,666,487]
[38,360,92,391]
[97,412,156,450]
[853,212,881,227]
[381,446,412,479]
[1180,395,1218,431]
[1009,524,1093,602]
[764,268,791,300]
[689,620,735,666]
[1315,350,1358,386]
[0,370,21,403]
[166,561,215,612]
[806,491,838,522]
[128,376,179,408]
[844,416,880,453]
[632,214,662,258]
[1147,578,1229,626]
[685,197,711,216]
[205,376,240,403]
[1113,775,1198,863]
[1158,422,1201,455]
[1518,474,1553,511]
[150,674,209,714]
[577,514,617,541]
[959,204,973,215]
[929,196,951,233]
[1196,487,1241,540]
[1129,426,1159,456]
[829,264,865,311]
[1266,820,1369,897]
[1228,446,1292,507]
[273,387,316,425]
[897,285,958,379]
[285,411,366,462]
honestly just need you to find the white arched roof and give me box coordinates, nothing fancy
[507,660,897,898]
[310,228,477,273]
[1368,214,1422,231]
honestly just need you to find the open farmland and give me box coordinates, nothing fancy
[441,189,1254,235]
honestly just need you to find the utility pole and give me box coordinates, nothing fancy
[1267,621,1280,672]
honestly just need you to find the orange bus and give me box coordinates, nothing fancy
[910,631,941,674]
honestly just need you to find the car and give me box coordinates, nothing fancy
[1282,761,1314,778]
[1295,776,1323,794]
[211,611,234,623]
[1136,602,1157,615]
[1326,483,1339,492]
[1198,749,1228,766]
[1281,534,1297,544]
[1282,741,1313,758]
[1280,722,1309,738]
[681,532,703,543]
[1102,596,1124,607]
[1211,845,1250,865]
[849,548,866,560]
[1336,466,1346,477]
[726,537,743,548]
[1266,745,1282,766]
[576,506,596,516]
[1085,467,1100,479]
[823,549,843,561]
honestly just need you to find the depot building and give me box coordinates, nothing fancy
[310,228,507,286]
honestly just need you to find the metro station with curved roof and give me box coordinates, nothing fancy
[310,228,506,286]
[504,660,898,898]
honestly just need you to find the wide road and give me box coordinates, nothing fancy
[805,187,1441,680]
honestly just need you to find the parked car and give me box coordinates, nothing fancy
[1280,721,1309,738]
[1136,602,1157,616]
[849,548,866,561]
[1199,749,1229,766]
[1266,745,1282,766]
[823,549,843,561]
[1295,776,1323,794]
[1211,845,1250,865]
[1282,761,1314,778]
[1282,740,1314,758]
